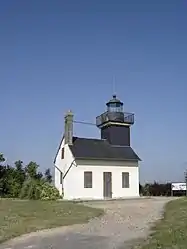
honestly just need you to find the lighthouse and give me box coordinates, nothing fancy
[96,94,134,146]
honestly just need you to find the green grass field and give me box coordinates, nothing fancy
[0,199,103,243]
[136,198,187,249]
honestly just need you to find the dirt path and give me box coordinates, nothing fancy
[0,197,175,249]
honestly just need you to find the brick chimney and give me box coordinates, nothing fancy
[64,110,73,145]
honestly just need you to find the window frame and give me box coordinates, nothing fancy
[84,171,93,188]
[60,172,63,184]
[61,148,64,159]
[122,172,130,188]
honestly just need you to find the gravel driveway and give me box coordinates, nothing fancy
[0,197,175,249]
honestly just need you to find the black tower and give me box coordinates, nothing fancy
[96,95,134,146]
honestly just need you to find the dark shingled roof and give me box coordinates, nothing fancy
[69,137,141,161]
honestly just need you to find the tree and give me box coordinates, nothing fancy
[0,153,5,163]
[14,160,25,183]
[8,160,26,197]
[25,161,39,179]
[0,154,7,196]
[44,168,52,183]
[184,170,187,196]
[0,153,60,200]
[0,160,6,196]
[36,172,43,180]
[139,183,143,195]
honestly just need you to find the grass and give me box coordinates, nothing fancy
[0,199,103,243]
[135,198,187,249]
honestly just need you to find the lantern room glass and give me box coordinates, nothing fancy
[107,102,123,113]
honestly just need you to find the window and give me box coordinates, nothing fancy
[122,172,129,188]
[84,171,92,188]
[60,172,63,184]
[61,148,64,159]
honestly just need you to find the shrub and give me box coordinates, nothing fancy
[0,154,54,198]
[8,181,23,198]
[20,179,60,200]
[19,179,31,199]
[40,182,60,200]
[20,179,41,200]
[27,180,41,200]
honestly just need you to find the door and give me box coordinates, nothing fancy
[103,172,112,198]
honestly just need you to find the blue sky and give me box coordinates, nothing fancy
[1,0,187,183]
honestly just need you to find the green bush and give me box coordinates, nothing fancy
[19,179,31,199]
[20,179,60,200]
[20,179,41,200]
[8,181,23,198]
[0,154,54,198]
[40,182,60,200]
[27,180,41,200]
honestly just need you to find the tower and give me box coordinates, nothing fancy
[96,95,134,146]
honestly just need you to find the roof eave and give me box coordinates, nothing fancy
[53,135,64,164]
[75,156,140,162]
